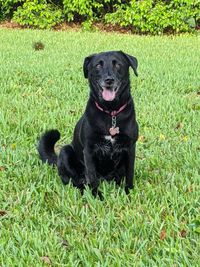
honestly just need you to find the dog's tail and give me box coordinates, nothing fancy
[37,129,60,166]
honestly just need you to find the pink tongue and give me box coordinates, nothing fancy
[102,88,116,101]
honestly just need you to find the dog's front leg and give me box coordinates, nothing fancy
[83,146,101,198]
[125,144,136,194]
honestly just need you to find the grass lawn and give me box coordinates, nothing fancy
[0,28,199,266]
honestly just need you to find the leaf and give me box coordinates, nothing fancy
[160,229,166,240]
[69,109,77,115]
[181,136,189,142]
[192,104,200,110]
[186,185,193,193]
[11,143,16,149]
[179,229,187,238]
[159,134,165,141]
[61,240,69,248]
[174,122,183,130]
[0,210,7,217]
[0,166,5,171]
[138,135,146,142]
[41,256,51,265]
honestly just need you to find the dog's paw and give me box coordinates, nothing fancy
[125,185,134,195]
[61,176,70,185]
[92,188,104,201]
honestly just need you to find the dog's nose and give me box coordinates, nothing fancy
[105,77,114,85]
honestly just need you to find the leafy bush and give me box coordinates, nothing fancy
[105,0,200,34]
[12,0,63,29]
[0,0,24,20]
[62,0,120,23]
[0,0,200,33]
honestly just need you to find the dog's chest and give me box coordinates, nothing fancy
[104,135,116,145]
[94,134,128,159]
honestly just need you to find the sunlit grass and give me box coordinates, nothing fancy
[0,29,199,266]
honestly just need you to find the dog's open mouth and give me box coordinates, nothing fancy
[102,87,117,101]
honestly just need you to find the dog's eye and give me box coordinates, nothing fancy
[115,63,121,70]
[113,60,121,70]
[96,64,102,69]
[96,61,103,69]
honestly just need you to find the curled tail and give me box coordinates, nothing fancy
[37,129,60,165]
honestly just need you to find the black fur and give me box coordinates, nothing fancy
[38,51,139,198]
[38,130,60,165]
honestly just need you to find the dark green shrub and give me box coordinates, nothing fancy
[62,0,120,23]
[0,0,199,33]
[0,0,24,20]
[105,0,200,34]
[12,0,63,29]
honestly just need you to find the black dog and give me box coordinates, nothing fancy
[38,51,139,198]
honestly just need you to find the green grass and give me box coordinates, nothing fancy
[0,28,199,266]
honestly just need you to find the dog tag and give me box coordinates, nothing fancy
[109,127,119,136]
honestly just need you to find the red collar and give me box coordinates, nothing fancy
[95,101,127,116]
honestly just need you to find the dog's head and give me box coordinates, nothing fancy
[83,51,138,103]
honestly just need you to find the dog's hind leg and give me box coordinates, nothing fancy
[57,145,84,190]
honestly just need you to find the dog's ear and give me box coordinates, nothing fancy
[83,54,95,78]
[120,51,138,76]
